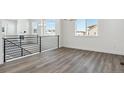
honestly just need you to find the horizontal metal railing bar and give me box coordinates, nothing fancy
[21,48,39,50]
[3,36,58,39]
[6,51,21,54]
[41,35,59,37]
[6,54,21,57]
[4,39,32,54]
[6,55,21,58]
[6,53,21,56]
[6,41,38,43]
[5,46,39,48]
[6,51,29,56]
[3,37,37,39]
[5,51,21,54]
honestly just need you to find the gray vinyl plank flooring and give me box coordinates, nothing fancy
[0,47,124,73]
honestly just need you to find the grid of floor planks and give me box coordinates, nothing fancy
[0,47,124,73]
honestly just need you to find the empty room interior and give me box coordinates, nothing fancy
[0,19,124,73]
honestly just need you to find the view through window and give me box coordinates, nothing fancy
[44,19,56,35]
[32,21,38,34]
[75,19,97,36]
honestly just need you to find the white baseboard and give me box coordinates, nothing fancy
[63,46,124,56]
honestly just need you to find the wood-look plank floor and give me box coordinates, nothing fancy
[0,47,124,73]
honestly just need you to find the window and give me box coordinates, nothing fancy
[44,19,56,35]
[32,21,38,34]
[75,19,97,36]
[2,27,5,32]
[87,19,97,36]
[75,19,86,36]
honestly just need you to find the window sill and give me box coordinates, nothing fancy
[41,34,59,37]
[74,35,98,38]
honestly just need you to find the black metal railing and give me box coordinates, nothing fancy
[3,38,32,62]
[3,35,59,62]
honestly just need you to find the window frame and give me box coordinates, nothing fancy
[75,19,98,37]
[31,20,39,35]
[43,19,57,36]
[75,19,86,36]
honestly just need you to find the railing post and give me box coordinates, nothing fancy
[58,35,59,48]
[19,35,22,46]
[21,48,23,56]
[37,35,38,44]
[3,39,6,63]
[39,36,41,52]
[20,35,23,56]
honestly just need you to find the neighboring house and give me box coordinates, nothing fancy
[75,31,87,36]
[87,25,97,36]
[76,25,97,36]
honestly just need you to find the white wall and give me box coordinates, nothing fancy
[62,19,124,55]
[56,19,62,47]
[17,19,30,35]
[0,20,3,64]
[1,20,17,36]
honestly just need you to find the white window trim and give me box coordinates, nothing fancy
[75,19,98,37]
[43,19,57,36]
